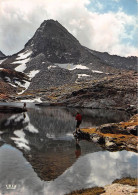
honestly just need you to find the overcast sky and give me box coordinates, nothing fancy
[0,0,138,57]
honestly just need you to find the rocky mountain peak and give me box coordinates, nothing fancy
[25,19,82,63]
[0,20,137,101]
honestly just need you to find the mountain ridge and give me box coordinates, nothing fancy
[1,20,137,70]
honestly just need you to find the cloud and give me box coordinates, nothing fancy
[0,0,137,57]
[43,150,137,194]
[113,0,120,2]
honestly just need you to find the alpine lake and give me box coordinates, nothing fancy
[0,103,137,195]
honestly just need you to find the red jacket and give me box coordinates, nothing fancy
[76,114,82,121]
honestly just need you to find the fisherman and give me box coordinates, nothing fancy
[75,112,82,132]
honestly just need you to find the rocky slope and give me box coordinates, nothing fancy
[60,72,137,110]
[25,71,137,112]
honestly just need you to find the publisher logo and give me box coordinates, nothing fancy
[6,184,16,190]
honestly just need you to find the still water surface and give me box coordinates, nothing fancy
[0,104,137,195]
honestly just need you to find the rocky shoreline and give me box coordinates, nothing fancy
[74,114,138,152]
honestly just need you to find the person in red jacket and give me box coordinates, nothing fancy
[75,112,82,132]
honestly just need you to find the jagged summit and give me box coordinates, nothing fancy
[39,19,79,44]
[25,19,82,63]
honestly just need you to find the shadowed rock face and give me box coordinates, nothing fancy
[0,51,5,58]
[25,20,82,63]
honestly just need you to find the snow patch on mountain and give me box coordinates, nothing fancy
[18,70,40,95]
[70,64,89,70]
[27,70,40,78]
[55,63,89,70]
[48,65,57,69]
[16,51,32,60]
[20,97,42,103]
[8,83,16,88]
[78,74,90,78]
[92,70,103,74]
[17,81,30,95]
[14,58,30,72]
[12,51,32,72]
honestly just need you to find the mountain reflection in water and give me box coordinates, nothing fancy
[0,145,137,195]
[0,106,136,195]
